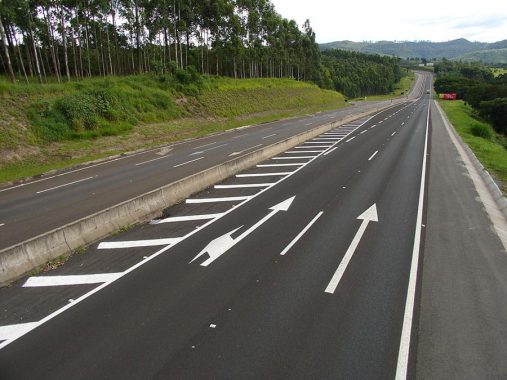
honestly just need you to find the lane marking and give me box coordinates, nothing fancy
[232,134,247,139]
[304,141,334,145]
[257,163,304,167]
[191,143,227,156]
[392,132,397,136]
[323,147,338,156]
[368,151,378,161]
[345,136,356,143]
[186,196,252,203]
[0,104,391,350]
[262,133,277,139]
[229,144,263,156]
[325,204,379,294]
[401,122,405,126]
[0,223,4,227]
[36,176,96,194]
[150,213,224,224]
[23,273,122,287]
[280,211,323,256]
[286,150,324,154]
[360,130,367,134]
[0,322,40,341]
[272,156,315,160]
[236,172,291,177]
[193,141,216,150]
[395,99,430,380]
[312,138,341,141]
[135,154,171,166]
[98,238,183,249]
[214,184,273,189]
[295,145,330,149]
[305,122,313,126]
[173,157,204,168]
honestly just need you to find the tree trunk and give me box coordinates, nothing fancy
[60,4,71,81]
[0,17,15,83]
[10,25,28,83]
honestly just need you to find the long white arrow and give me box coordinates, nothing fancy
[325,204,378,294]
[190,196,296,266]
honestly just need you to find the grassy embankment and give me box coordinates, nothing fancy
[0,75,345,184]
[439,99,507,192]
[353,70,415,102]
[491,68,507,77]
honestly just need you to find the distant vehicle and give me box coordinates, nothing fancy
[426,90,430,94]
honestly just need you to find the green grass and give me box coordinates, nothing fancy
[353,70,416,102]
[439,99,507,192]
[491,68,507,77]
[0,75,346,184]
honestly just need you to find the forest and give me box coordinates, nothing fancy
[0,0,324,85]
[321,49,403,98]
[434,60,507,134]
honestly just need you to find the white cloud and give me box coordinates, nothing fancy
[269,0,507,43]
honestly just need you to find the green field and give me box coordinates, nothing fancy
[439,99,507,193]
[0,75,345,184]
[353,70,415,102]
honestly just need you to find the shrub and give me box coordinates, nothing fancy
[471,122,493,140]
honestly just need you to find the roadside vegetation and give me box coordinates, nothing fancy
[438,99,507,192]
[0,73,345,184]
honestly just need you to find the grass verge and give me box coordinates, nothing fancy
[439,99,507,193]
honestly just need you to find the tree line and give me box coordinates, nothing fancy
[434,60,507,134]
[320,49,403,98]
[0,0,323,84]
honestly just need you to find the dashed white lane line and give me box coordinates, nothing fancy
[262,133,277,139]
[23,273,122,287]
[0,223,4,227]
[360,130,367,134]
[135,154,171,166]
[370,124,377,129]
[323,147,338,156]
[368,151,379,161]
[151,213,225,224]
[186,196,252,203]
[193,141,216,150]
[191,143,227,155]
[391,131,397,136]
[236,172,291,177]
[0,322,40,341]
[98,238,183,249]
[36,176,96,194]
[345,136,356,143]
[273,156,315,160]
[257,163,304,167]
[173,157,204,168]
[215,183,273,189]
[305,122,313,126]
[280,211,324,256]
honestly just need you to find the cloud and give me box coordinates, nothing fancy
[451,14,507,29]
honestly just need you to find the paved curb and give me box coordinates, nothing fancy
[434,100,507,219]
[0,104,399,285]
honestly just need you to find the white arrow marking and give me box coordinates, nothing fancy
[190,196,295,266]
[325,204,378,294]
[229,144,263,156]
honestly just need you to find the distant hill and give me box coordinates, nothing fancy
[319,39,507,64]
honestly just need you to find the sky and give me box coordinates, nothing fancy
[269,0,507,43]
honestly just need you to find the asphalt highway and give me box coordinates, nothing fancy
[0,73,433,378]
[0,74,426,250]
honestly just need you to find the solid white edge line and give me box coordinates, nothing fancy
[273,156,315,160]
[173,157,204,168]
[280,211,323,256]
[395,98,430,380]
[214,184,272,189]
[23,273,122,287]
[368,151,378,161]
[236,173,291,177]
[98,238,183,249]
[36,176,96,194]
[0,103,399,350]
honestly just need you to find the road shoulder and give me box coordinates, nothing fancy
[416,102,507,378]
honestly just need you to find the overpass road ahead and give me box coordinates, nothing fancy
[0,74,426,250]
